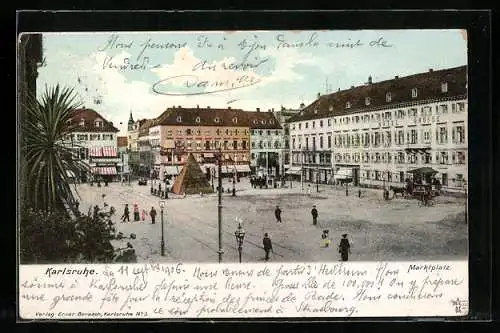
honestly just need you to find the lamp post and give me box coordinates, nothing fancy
[234,221,245,263]
[316,165,319,193]
[217,148,223,262]
[159,200,165,256]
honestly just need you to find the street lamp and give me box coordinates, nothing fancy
[316,166,319,193]
[217,148,223,263]
[234,221,245,263]
[232,167,236,196]
[159,200,165,256]
[463,180,468,224]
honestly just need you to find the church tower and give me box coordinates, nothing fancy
[127,111,134,131]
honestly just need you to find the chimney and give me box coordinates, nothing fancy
[207,106,211,109]
[317,92,321,99]
[338,88,340,92]
[178,105,181,108]
[256,108,260,112]
[300,103,305,109]
[394,75,399,79]
[228,106,231,110]
[368,75,372,84]
[351,86,355,89]
[281,106,285,111]
[429,68,434,72]
[196,105,199,108]
[272,108,274,112]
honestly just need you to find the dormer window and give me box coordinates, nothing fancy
[411,88,418,98]
[365,97,371,106]
[261,120,266,124]
[441,82,448,93]
[95,120,102,127]
[386,92,392,102]
[346,101,351,109]
[176,116,182,123]
[232,117,238,124]
[314,109,318,114]
[79,118,85,126]
[195,117,200,123]
[329,105,333,111]
[214,117,220,123]
[270,120,274,124]
[253,119,258,125]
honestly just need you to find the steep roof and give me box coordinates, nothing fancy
[70,108,119,133]
[138,119,154,137]
[288,65,467,123]
[157,107,249,127]
[246,111,282,130]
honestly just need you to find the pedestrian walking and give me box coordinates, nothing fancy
[133,203,140,221]
[141,209,147,221]
[274,205,282,223]
[263,233,273,261]
[121,204,130,222]
[150,206,157,224]
[338,233,351,261]
[311,205,318,225]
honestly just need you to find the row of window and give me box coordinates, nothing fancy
[173,140,248,150]
[322,151,467,165]
[291,124,466,150]
[291,152,332,165]
[165,128,249,137]
[251,141,282,149]
[251,129,282,136]
[291,102,466,130]
[65,133,115,141]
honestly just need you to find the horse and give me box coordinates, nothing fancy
[390,186,406,198]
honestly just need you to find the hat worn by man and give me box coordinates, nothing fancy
[342,233,348,238]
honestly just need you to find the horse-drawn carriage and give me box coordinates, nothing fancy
[389,167,441,206]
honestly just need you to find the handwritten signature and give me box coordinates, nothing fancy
[152,74,261,96]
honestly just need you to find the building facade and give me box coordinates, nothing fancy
[65,108,120,181]
[117,136,129,179]
[127,114,147,177]
[273,105,304,175]
[288,66,467,191]
[247,109,284,177]
[156,106,252,180]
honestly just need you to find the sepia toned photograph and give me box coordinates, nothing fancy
[18,29,468,266]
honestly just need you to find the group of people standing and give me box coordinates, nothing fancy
[121,203,158,224]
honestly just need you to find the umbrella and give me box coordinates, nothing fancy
[408,167,438,175]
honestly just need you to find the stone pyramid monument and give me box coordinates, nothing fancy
[171,153,214,195]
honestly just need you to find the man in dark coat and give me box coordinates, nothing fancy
[150,206,157,224]
[263,233,273,261]
[122,204,130,222]
[274,205,282,223]
[338,233,351,261]
[311,205,318,225]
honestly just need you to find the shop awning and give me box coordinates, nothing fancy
[89,146,117,157]
[235,164,251,172]
[408,167,438,175]
[66,170,76,178]
[164,165,181,175]
[92,167,117,175]
[285,166,302,175]
[334,168,352,180]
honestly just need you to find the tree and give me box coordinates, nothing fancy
[22,84,87,213]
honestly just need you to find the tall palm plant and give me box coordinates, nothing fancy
[22,84,88,212]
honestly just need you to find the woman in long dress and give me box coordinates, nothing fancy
[338,233,351,261]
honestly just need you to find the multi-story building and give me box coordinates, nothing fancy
[288,65,468,191]
[117,136,129,179]
[247,109,284,177]
[127,113,147,176]
[156,106,251,180]
[288,93,335,184]
[137,119,155,178]
[273,105,303,174]
[65,108,120,181]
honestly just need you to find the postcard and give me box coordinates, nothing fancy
[18,29,468,319]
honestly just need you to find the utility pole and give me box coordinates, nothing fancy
[217,148,223,263]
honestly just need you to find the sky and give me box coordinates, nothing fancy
[36,30,467,136]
